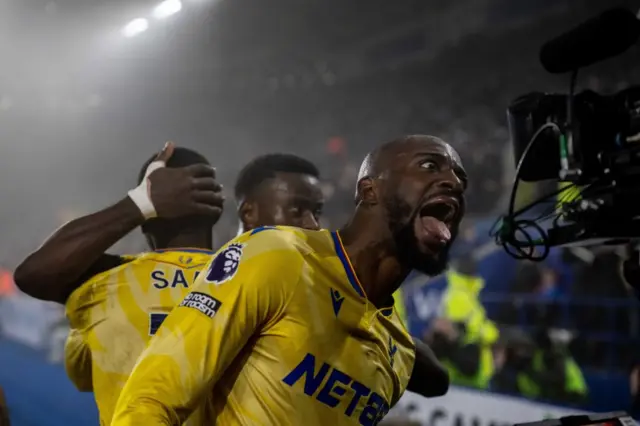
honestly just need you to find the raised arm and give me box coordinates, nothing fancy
[112,231,302,426]
[14,198,144,303]
[14,143,222,303]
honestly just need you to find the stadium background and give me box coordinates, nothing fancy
[1,0,639,424]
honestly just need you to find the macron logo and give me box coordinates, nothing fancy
[388,336,398,367]
[330,288,344,317]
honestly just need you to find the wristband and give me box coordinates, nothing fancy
[127,160,165,219]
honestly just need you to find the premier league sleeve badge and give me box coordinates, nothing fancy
[205,243,244,285]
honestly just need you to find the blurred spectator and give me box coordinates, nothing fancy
[494,326,587,405]
[426,318,494,390]
[442,262,499,345]
[491,327,537,394]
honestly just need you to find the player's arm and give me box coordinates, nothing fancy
[64,328,93,392]
[14,143,222,304]
[112,231,302,426]
[406,337,450,397]
[14,198,143,303]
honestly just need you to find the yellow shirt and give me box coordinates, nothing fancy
[112,226,415,426]
[64,249,214,425]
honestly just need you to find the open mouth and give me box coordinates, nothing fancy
[419,195,459,229]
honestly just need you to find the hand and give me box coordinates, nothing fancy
[146,142,224,222]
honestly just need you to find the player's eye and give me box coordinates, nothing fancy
[420,160,439,171]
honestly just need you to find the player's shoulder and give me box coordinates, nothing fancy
[231,226,333,257]
[231,226,307,252]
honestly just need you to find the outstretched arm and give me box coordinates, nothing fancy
[406,337,450,397]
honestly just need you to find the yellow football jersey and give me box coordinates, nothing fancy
[112,226,415,426]
[64,248,214,425]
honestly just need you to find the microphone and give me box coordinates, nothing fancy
[539,8,640,74]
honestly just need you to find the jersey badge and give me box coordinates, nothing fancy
[206,243,244,285]
[330,288,344,317]
[179,292,222,318]
[178,255,193,265]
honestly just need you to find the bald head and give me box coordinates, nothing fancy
[356,135,463,201]
[350,134,467,277]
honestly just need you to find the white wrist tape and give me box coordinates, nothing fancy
[127,160,166,219]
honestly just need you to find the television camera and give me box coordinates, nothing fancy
[494,8,640,261]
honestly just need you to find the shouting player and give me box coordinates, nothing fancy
[237,155,448,398]
[112,135,466,425]
[14,143,224,424]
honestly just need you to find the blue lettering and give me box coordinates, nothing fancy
[283,353,390,423]
[151,270,169,289]
[359,392,385,426]
[345,380,370,416]
[282,353,330,396]
[171,270,189,288]
[194,270,201,281]
[316,368,351,408]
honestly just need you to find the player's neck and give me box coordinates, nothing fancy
[339,212,410,309]
[153,231,212,251]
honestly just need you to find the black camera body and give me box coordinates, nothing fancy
[508,87,640,184]
[496,8,640,257]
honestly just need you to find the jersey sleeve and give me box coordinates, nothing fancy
[112,230,304,426]
[64,328,93,392]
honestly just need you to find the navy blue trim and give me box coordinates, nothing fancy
[380,306,393,317]
[154,248,214,254]
[330,232,364,298]
[250,226,277,235]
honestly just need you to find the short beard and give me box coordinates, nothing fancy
[386,195,454,276]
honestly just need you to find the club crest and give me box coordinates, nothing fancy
[205,243,244,285]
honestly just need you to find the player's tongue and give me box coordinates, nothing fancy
[415,215,451,246]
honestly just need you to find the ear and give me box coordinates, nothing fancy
[356,177,379,206]
[239,200,258,230]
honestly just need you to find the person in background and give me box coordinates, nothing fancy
[441,255,499,345]
[426,317,494,390]
[491,327,537,394]
[500,326,587,405]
